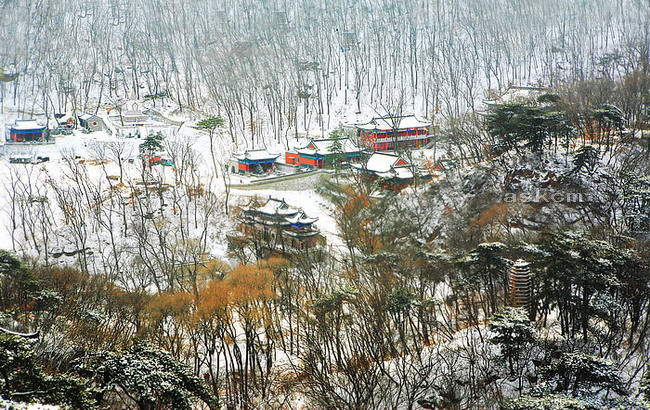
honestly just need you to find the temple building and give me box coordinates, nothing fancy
[109,109,149,126]
[351,152,420,190]
[285,137,363,169]
[6,120,47,143]
[237,197,323,251]
[352,115,432,151]
[233,149,281,173]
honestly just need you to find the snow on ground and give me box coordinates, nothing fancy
[0,104,346,259]
[0,99,395,261]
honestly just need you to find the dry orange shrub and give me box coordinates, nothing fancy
[470,203,510,228]
[142,262,276,328]
[442,205,455,216]
[257,257,290,272]
[340,188,383,253]
[195,262,275,316]
[422,159,442,173]
[197,279,231,318]
[146,291,193,321]
[226,264,274,304]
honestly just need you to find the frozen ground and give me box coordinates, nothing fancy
[0,94,455,262]
[0,105,348,261]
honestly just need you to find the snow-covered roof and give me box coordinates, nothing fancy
[483,85,550,106]
[253,197,319,223]
[376,167,414,180]
[295,137,361,155]
[355,115,431,131]
[351,152,417,180]
[352,152,409,173]
[109,110,149,124]
[9,119,45,131]
[78,113,98,121]
[285,212,318,224]
[257,197,301,216]
[56,113,74,124]
[122,110,146,116]
[233,149,281,161]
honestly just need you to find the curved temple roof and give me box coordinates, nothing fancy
[351,152,407,173]
[9,119,46,131]
[247,197,319,223]
[295,137,361,156]
[233,148,281,161]
[351,152,416,180]
[354,115,431,131]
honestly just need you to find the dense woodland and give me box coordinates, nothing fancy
[1,0,650,409]
[1,0,649,142]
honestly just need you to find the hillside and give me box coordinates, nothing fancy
[1,0,650,409]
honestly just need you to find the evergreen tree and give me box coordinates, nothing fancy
[540,352,625,397]
[139,132,165,157]
[194,116,226,179]
[531,233,631,341]
[0,334,96,409]
[503,394,593,410]
[570,145,599,175]
[488,307,537,376]
[75,341,218,409]
[194,116,225,135]
[486,102,568,154]
[0,250,40,313]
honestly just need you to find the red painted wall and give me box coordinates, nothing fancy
[9,131,43,143]
[300,157,318,166]
[285,152,300,165]
[371,136,431,151]
[297,157,324,168]
[361,128,429,149]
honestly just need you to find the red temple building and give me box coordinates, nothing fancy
[233,149,281,173]
[285,137,363,169]
[6,120,47,143]
[353,115,432,151]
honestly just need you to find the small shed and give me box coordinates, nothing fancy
[78,113,105,132]
[55,113,75,129]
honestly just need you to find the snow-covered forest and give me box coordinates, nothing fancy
[2,0,648,140]
[1,0,650,408]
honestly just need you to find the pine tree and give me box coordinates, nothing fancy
[75,341,218,409]
[488,307,536,377]
[570,145,599,175]
[540,352,625,397]
[0,334,96,409]
[139,132,165,157]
